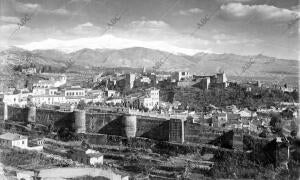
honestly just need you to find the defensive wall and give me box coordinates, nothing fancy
[242,135,289,167]
[169,118,244,149]
[1,104,170,141]
[0,104,243,148]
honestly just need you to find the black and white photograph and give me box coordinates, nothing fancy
[0,0,299,179]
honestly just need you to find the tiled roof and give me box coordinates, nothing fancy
[0,132,27,141]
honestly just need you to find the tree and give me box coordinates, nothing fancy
[87,101,93,106]
[77,100,86,110]
[259,130,268,138]
[48,66,52,72]
[290,120,298,137]
[269,113,283,134]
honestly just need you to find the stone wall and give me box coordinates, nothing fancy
[4,105,244,150]
[86,113,123,135]
[243,135,289,167]
[169,119,184,143]
[36,109,74,130]
[7,106,27,122]
[136,117,169,141]
[85,113,169,140]
[184,121,223,144]
[5,106,74,131]
[5,106,170,141]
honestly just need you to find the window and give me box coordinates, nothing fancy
[22,141,24,144]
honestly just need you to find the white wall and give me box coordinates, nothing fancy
[12,139,28,149]
[90,156,103,166]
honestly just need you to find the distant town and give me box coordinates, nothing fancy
[0,63,299,179]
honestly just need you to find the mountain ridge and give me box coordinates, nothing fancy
[0,47,298,77]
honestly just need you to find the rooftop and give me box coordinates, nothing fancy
[0,132,27,141]
[65,88,85,91]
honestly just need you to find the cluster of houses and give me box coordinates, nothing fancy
[0,74,102,109]
[0,71,162,111]
[191,104,299,134]
[1,68,298,127]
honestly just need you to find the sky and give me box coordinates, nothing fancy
[0,0,299,60]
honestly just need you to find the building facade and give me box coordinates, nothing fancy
[0,133,28,148]
[174,71,193,81]
[139,88,160,110]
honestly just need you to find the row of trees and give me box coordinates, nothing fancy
[13,64,69,74]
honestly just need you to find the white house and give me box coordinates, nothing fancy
[70,148,103,166]
[31,95,66,106]
[105,90,118,97]
[65,86,86,97]
[2,93,29,107]
[146,87,159,102]
[238,108,257,118]
[139,96,157,110]
[32,87,47,95]
[106,98,123,105]
[0,132,28,148]
[2,94,21,105]
[139,87,160,110]
[174,71,193,81]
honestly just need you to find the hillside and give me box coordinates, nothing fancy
[0,47,298,79]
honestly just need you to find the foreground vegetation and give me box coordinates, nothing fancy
[159,82,298,111]
[0,147,73,168]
